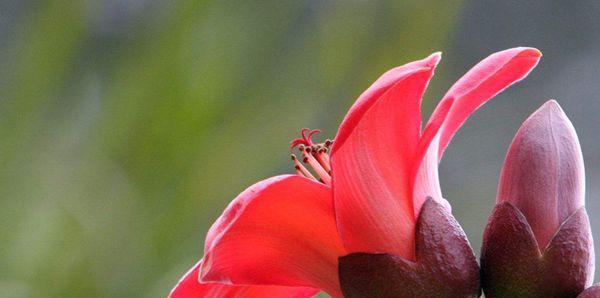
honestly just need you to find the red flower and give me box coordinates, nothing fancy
[170,47,541,297]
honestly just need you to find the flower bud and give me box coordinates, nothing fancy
[498,100,585,249]
[481,100,594,297]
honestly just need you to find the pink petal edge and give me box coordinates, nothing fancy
[331,52,442,155]
[169,260,319,298]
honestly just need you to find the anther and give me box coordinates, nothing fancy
[290,129,333,185]
[315,150,331,173]
[301,150,331,185]
[291,154,316,180]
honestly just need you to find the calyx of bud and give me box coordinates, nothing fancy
[481,201,594,297]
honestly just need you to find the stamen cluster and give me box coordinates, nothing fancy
[290,128,333,185]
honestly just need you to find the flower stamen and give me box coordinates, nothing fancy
[290,129,333,185]
[315,147,331,173]
[291,154,317,180]
[300,145,331,185]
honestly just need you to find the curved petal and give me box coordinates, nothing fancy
[169,261,318,298]
[331,52,441,155]
[410,98,453,215]
[498,100,585,249]
[411,47,542,215]
[331,55,439,260]
[426,47,542,159]
[200,175,345,297]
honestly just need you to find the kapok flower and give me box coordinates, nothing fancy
[481,100,594,297]
[170,47,541,298]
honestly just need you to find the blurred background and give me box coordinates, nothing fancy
[1,0,600,297]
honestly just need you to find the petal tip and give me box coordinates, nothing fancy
[425,52,443,67]
[520,47,542,58]
[508,46,542,59]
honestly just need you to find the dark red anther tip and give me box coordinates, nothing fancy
[338,198,480,298]
[481,202,594,298]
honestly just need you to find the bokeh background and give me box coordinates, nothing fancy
[1,0,600,297]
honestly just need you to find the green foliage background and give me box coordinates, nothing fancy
[0,1,505,297]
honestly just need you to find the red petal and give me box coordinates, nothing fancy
[410,98,455,216]
[331,52,441,155]
[331,54,439,260]
[497,100,585,249]
[411,133,444,215]
[201,175,345,297]
[426,47,542,159]
[411,47,542,215]
[169,261,318,298]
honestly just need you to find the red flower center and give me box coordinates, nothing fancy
[290,128,332,185]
